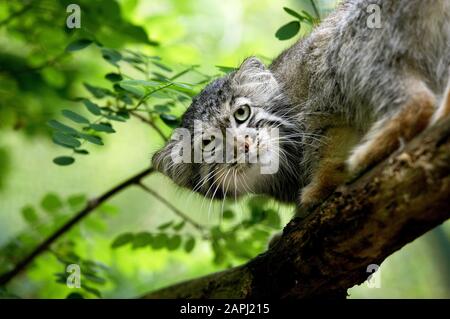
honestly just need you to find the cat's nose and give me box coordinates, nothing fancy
[232,135,254,157]
[243,136,253,153]
[244,141,250,153]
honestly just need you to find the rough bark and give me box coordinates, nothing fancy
[142,117,450,299]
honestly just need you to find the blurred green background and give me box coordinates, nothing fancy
[0,0,448,299]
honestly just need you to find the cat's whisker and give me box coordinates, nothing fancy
[220,168,234,220]
[207,166,228,221]
[202,166,224,213]
[192,168,216,194]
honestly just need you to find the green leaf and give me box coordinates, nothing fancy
[222,210,234,220]
[123,56,143,65]
[41,193,63,213]
[118,93,133,105]
[65,39,93,52]
[116,111,130,119]
[82,260,110,272]
[173,221,186,231]
[168,82,196,96]
[252,228,271,242]
[66,293,84,299]
[119,84,145,98]
[119,24,158,46]
[21,206,38,224]
[101,48,122,66]
[83,273,106,285]
[83,83,111,99]
[74,149,89,155]
[152,233,168,249]
[120,79,161,87]
[301,10,316,23]
[157,221,173,230]
[53,156,75,166]
[151,61,172,73]
[61,110,90,124]
[105,73,123,82]
[90,123,115,133]
[210,226,222,240]
[152,71,168,81]
[111,233,134,248]
[82,100,102,116]
[82,284,102,298]
[283,7,304,20]
[247,196,269,212]
[215,65,236,74]
[275,21,300,40]
[67,194,87,209]
[52,132,81,148]
[132,232,153,249]
[264,209,281,229]
[153,104,170,113]
[47,120,78,135]
[83,269,106,285]
[103,114,127,122]
[249,209,267,224]
[78,133,104,145]
[212,240,226,264]
[159,114,180,128]
[184,237,196,253]
[166,235,182,250]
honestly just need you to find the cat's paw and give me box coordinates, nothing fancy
[301,161,348,207]
[346,147,368,177]
[431,73,450,124]
[300,182,327,208]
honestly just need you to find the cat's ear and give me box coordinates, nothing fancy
[233,56,279,103]
[234,56,275,85]
[238,56,267,72]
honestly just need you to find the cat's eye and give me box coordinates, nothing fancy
[202,135,215,150]
[234,105,251,123]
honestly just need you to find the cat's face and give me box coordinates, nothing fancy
[152,57,301,200]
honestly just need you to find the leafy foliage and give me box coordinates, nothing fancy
[0,0,156,137]
[110,196,280,266]
[275,4,320,40]
[47,42,215,165]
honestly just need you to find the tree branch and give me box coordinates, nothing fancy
[137,182,206,234]
[0,167,155,286]
[142,116,450,298]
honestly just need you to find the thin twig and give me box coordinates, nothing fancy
[137,182,205,233]
[130,111,168,142]
[133,83,174,111]
[0,167,154,286]
[310,0,321,20]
